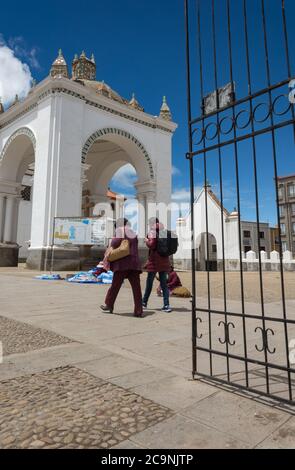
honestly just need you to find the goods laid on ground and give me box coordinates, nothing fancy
[67,270,113,284]
[35,274,63,280]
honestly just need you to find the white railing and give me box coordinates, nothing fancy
[173,250,295,271]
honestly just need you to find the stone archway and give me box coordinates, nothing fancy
[81,127,154,180]
[196,232,218,271]
[81,128,156,237]
[0,127,36,165]
[0,127,36,266]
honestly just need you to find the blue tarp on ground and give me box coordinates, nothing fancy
[67,271,113,284]
[35,274,63,280]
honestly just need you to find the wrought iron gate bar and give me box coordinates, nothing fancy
[261,0,292,400]
[281,0,295,144]
[226,0,249,387]
[194,307,295,325]
[184,0,197,378]
[189,78,291,125]
[185,0,295,404]
[195,346,295,376]
[188,119,295,157]
[196,0,213,376]
[193,371,294,406]
[211,0,230,381]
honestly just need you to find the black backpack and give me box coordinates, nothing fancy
[156,229,178,257]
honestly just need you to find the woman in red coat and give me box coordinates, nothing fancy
[157,266,182,296]
[142,218,172,312]
[100,218,143,317]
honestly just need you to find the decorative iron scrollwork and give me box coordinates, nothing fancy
[255,327,276,354]
[218,321,236,346]
[191,93,292,149]
[196,317,203,339]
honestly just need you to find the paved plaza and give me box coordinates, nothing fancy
[0,267,294,449]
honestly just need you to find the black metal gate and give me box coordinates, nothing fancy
[184,0,295,404]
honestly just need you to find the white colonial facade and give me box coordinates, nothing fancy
[175,186,241,270]
[0,51,177,269]
[174,185,279,271]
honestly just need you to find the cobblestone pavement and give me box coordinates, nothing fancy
[0,315,73,355]
[0,366,173,449]
[0,270,294,449]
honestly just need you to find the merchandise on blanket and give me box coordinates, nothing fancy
[35,274,63,280]
[88,266,106,277]
[97,271,113,284]
[67,272,102,284]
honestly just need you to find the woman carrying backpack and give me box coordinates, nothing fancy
[142,217,172,313]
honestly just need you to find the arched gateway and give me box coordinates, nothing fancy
[0,50,177,269]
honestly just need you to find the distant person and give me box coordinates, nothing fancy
[100,218,143,317]
[157,266,191,298]
[157,265,182,296]
[142,217,175,313]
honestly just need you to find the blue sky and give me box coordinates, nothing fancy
[1,0,295,227]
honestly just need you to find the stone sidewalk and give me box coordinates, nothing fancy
[0,268,294,449]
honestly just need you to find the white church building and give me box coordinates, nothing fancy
[174,184,274,271]
[0,50,177,269]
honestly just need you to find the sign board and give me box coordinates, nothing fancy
[53,217,113,246]
[203,82,235,115]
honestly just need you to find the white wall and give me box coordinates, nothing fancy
[17,200,32,257]
[0,78,176,255]
[175,189,240,261]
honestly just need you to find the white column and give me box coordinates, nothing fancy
[146,192,156,231]
[137,193,146,242]
[3,196,15,243]
[0,195,5,242]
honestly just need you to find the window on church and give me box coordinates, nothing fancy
[243,230,251,238]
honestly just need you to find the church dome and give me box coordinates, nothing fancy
[49,49,144,110]
[81,79,128,104]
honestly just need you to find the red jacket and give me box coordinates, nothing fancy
[110,227,142,273]
[144,223,171,273]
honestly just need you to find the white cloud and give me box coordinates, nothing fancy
[0,39,32,106]
[7,36,40,69]
[172,186,202,204]
[110,164,137,189]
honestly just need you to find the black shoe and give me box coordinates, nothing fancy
[134,312,144,318]
[100,305,113,314]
